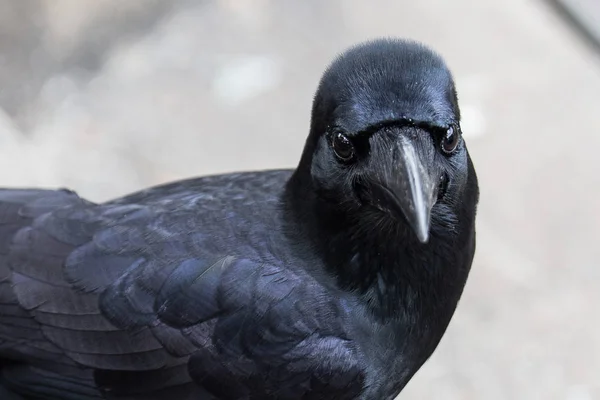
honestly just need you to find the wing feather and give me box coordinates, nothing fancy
[0,188,364,399]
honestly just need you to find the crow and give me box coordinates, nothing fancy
[0,38,478,399]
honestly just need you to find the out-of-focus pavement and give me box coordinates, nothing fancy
[0,1,599,399]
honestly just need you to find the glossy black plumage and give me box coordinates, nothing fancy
[0,38,478,400]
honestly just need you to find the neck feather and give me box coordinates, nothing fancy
[283,171,472,322]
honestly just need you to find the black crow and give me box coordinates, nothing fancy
[0,38,478,399]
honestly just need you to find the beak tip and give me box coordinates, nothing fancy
[414,212,431,244]
[416,229,430,244]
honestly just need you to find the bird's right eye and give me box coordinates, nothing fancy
[331,132,355,161]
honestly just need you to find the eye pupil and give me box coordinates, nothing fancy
[441,125,460,154]
[332,132,355,161]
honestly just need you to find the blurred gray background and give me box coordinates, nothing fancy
[0,1,599,399]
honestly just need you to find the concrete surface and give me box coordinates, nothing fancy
[0,0,598,399]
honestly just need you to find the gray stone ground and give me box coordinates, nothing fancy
[0,1,599,399]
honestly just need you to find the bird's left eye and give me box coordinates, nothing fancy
[441,125,460,154]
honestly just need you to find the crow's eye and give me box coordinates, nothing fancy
[441,125,460,154]
[332,132,355,161]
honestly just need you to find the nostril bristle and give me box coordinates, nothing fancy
[437,173,449,202]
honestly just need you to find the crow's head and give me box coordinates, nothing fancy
[297,38,476,243]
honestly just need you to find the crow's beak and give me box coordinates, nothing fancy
[387,136,437,243]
